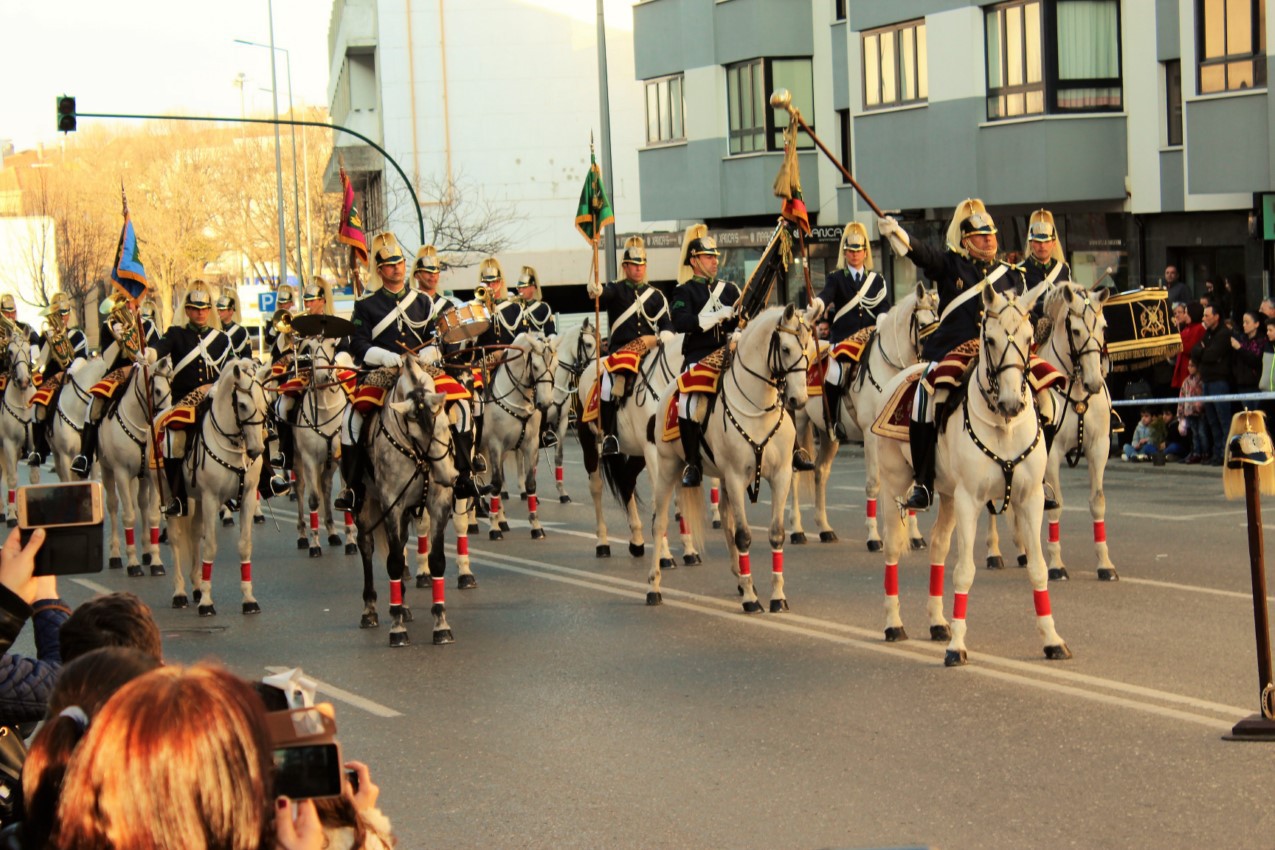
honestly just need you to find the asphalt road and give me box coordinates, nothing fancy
[20,445,1275,850]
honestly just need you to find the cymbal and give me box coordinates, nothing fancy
[290,314,356,339]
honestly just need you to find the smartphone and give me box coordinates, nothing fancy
[346,768,359,794]
[16,482,105,577]
[272,742,343,800]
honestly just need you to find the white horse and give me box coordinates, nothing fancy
[541,319,596,504]
[984,283,1116,581]
[876,285,1070,665]
[289,337,355,557]
[99,357,172,577]
[164,359,272,616]
[354,356,458,647]
[50,357,109,482]
[789,283,938,549]
[647,305,815,612]
[0,340,37,526]
[481,332,557,540]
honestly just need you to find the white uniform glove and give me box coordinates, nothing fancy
[586,279,604,300]
[658,329,676,347]
[334,350,355,369]
[417,344,443,366]
[877,216,911,257]
[805,297,825,324]
[363,347,402,368]
[698,306,735,331]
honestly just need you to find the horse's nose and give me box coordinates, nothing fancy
[785,396,798,412]
[1000,398,1023,418]
[1085,378,1104,395]
[247,448,263,462]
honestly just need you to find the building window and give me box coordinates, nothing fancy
[985,0,1122,121]
[645,74,685,145]
[1198,0,1267,93]
[834,0,846,21]
[1166,60,1183,145]
[727,58,815,155]
[837,109,852,183]
[349,51,377,111]
[862,20,927,109]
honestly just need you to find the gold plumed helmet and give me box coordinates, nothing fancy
[1224,410,1275,500]
[678,224,719,284]
[46,292,72,316]
[275,282,297,309]
[139,297,157,321]
[371,232,405,268]
[516,265,540,300]
[1027,209,1065,264]
[215,287,243,324]
[414,245,442,274]
[836,222,874,271]
[621,235,647,266]
[302,276,334,315]
[478,257,505,285]
[946,198,997,256]
[0,294,16,314]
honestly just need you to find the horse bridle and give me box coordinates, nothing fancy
[490,342,554,452]
[550,328,593,411]
[1049,289,1107,468]
[296,341,347,434]
[977,299,1033,413]
[1,345,32,425]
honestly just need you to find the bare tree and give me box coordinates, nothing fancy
[382,169,523,270]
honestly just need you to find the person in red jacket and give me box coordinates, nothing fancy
[1173,301,1205,390]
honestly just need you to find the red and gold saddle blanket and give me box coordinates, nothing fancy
[425,366,471,402]
[30,372,63,408]
[89,366,133,401]
[832,326,874,363]
[871,373,922,442]
[580,380,602,425]
[920,340,1065,396]
[604,338,650,375]
[350,367,401,413]
[676,346,727,395]
[157,385,212,432]
[661,391,682,443]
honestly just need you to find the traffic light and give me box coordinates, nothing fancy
[56,96,76,133]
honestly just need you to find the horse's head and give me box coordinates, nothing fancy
[149,355,173,410]
[390,357,456,484]
[772,304,815,410]
[223,359,268,460]
[527,334,558,410]
[912,282,940,341]
[6,340,30,391]
[574,320,598,368]
[980,285,1038,419]
[1047,283,1109,395]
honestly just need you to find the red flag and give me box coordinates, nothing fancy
[338,166,368,266]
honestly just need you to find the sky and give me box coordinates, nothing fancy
[2,0,332,153]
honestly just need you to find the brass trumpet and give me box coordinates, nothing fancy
[272,309,293,336]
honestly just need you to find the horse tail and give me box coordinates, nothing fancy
[600,452,644,510]
[677,480,708,556]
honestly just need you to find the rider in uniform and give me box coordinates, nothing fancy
[878,199,1062,510]
[218,290,253,361]
[0,295,40,349]
[70,293,145,478]
[474,258,523,348]
[29,292,88,468]
[264,282,297,363]
[589,236,674,456]
[272,278,334,477]
[139,298,162,348]
[808,222,891,439]
[151,283,290,516]
[515,266,557,338]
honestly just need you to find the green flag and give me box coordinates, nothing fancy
[575,153,614,245]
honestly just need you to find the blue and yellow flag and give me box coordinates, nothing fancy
[111,187,148,304]
[575,152,614,245]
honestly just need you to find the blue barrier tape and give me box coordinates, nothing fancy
[1110,391,1275,407]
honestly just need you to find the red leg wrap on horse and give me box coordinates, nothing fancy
[150,526,160,545]
[771,549,783,574]
[202,561,213,582]
[1033,588,1051,617]
[290,470,296,483]
[125,528,135,547]
[908,509,917,519]
[1048,521,1060,544]
[240,561,251,582]
[528,494,538,514]
[310,511,319,531]
[1093,520,1106,543]
[710,487,719,505]
[929,563,944,597]
[432,577,445,605]
[737,552,751,576]
[679,514,689,535]
[490,495,501,514]
[866,499,877,519]
[555,466,563,483]
[457,536,469,556]
[417,536,428,555]
[344,511,353,526]
[6,491,12,506]
[884,563,899,596]
[389,580,403,606]
[952,592,968,620]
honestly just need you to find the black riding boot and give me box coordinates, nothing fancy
[276,425,295,473]
[29,422,49,467]
[334,445,366,512]
[679,418,703,488]
[599,398,620,457]
[1041,423,1060,510]
[823,382,847,442]
[162,460,188,517]
[450,427,483,500]
[71,421,98,479]
[257,454,290,500]
[471,415,487,473]
[903,420,937,510]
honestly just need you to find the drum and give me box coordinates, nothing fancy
[1102,287,1181,373]
[437,303,491,343]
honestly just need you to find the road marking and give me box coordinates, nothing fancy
[1121,509,1244,521]
[264,666,402,718]
[468,548,1246,731]
[1117,576,1275,603]
[70,578,113,594]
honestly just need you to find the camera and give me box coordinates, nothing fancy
[266,706,344,800]
[16,482,105,576]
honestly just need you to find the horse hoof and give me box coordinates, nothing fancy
[530,528,546,540]
[1048,567,1070,581]
[327,533,342,546]
[646,591,662,606]
[1044,643,1072,660]
[944,649,968,667]
[790,532,807,545]
[559,495,571,504]
[198,604,216,617]
[242,601,261,615]
[596,545,611,558]
[222,517,234,528]
[159,529,168,543]
[712,520,722,529]
[296,538,309,550]
[930,624,952,642]
[360,612,379,629]
[192,588,202,604]
[1017,554,1029,567]
[628,542,645,558]
[820,530,838,543]
[659,557,675,571]
[309,546,322,558]
[501,490,510,501]
[489,530,503,541]
[142,553,152,566]
[986,556,1005,570]
[389,631,410,648]
[109,556,124,570]
[769,598,789,613]
[458,574,477,590]
[467,523,479,534]
[253,515,266,524]
[866,539,882,553]
[344,542,358,555]
[172,595,188,609]
[741,600,764,615]
[150,564,166,577]
[884,626,909,642]
[682,553,701,566]
[126,565,144,578]
[5,519,14,529]
[910,537,928,551]
[519,492,527,501]
[498,521,510,532]
[1097,568,1119,582]
[433,629,455,645]
[415,574,429,588]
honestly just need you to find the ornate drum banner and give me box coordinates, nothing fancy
[1102,288,1181,373]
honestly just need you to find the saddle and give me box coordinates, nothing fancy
[157,385,211,432]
